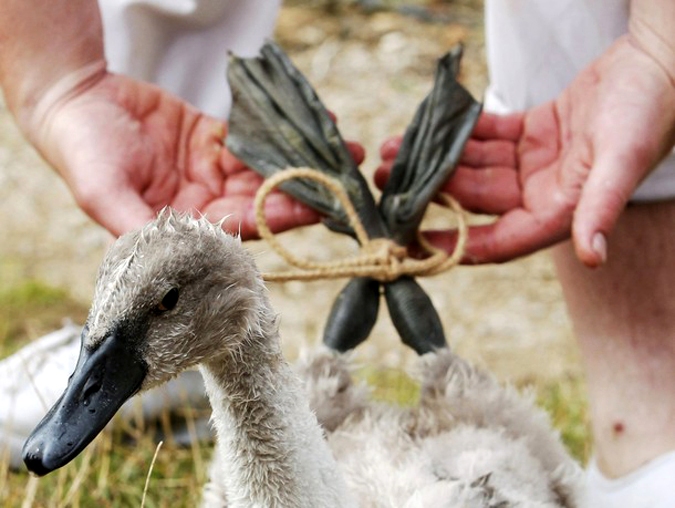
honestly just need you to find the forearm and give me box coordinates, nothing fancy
[630,0,675,84]
[0,1,105,132]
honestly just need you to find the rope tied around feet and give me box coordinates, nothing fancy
[255,167,468,283]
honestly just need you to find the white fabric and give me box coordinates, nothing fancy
[484,0,675,202]
[98,0,280,119]
[585,453,675,508]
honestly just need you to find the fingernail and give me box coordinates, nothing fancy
[592,232,607,265]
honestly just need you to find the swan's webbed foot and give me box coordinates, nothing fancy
[227,42,482,355]
[323,277,380,352]
[384,277,447,354]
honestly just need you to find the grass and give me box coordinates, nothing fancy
[3,423,212,507]
[0,280,89,358]
[0,280,591,507]
[535,376,592,464]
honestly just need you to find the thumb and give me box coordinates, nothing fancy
[572,149,648,267]
[77,187,156,237]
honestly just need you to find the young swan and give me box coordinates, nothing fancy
[23,210,355,507]
[23,211,583,507]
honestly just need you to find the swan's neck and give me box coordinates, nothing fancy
[199,324,355,508]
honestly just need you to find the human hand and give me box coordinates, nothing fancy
[377,35,675,267]
[28,70,364,239]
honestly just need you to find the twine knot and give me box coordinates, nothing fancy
[357,238,406,281]
[254,167,467,283]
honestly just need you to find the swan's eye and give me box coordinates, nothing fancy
[157,288,179,312]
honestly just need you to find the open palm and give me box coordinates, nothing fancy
[35,72,322,238]
[378,36,675,267]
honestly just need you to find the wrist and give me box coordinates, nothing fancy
[24,60,108,145]
[0,0,106,134]
[629,1,675,86]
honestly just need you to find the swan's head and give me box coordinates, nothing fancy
[23,209,270,475]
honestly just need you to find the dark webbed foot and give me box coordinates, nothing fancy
[226,41,480,355]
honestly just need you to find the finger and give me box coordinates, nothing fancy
[374,162,521,216]
[222,171,303,201]
[442,165,522,214]
[345,141,366,165]
[223,171,264,196]
[257,195,321,237]
[378,117,521,162]
[79,188,156,237]
[379,136,403,161]
[571,149,647,267]
[205,194,321,241]
[459,139,517,168]
[374,160,394,190]
[470,111,524,142]
[219,147,249,175]
[423,209,569,264]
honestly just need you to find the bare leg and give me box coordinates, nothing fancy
[551,201,675,478]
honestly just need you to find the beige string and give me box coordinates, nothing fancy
[254,167,468,283]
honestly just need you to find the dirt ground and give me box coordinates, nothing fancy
[0,2,582,382]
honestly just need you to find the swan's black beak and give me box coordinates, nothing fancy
[22,328,147,476]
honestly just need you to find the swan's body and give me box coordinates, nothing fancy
[23,211,583,507]
[292,347,583,508]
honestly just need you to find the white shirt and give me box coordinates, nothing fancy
[484,0,675,202]
[98,0,280,119]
